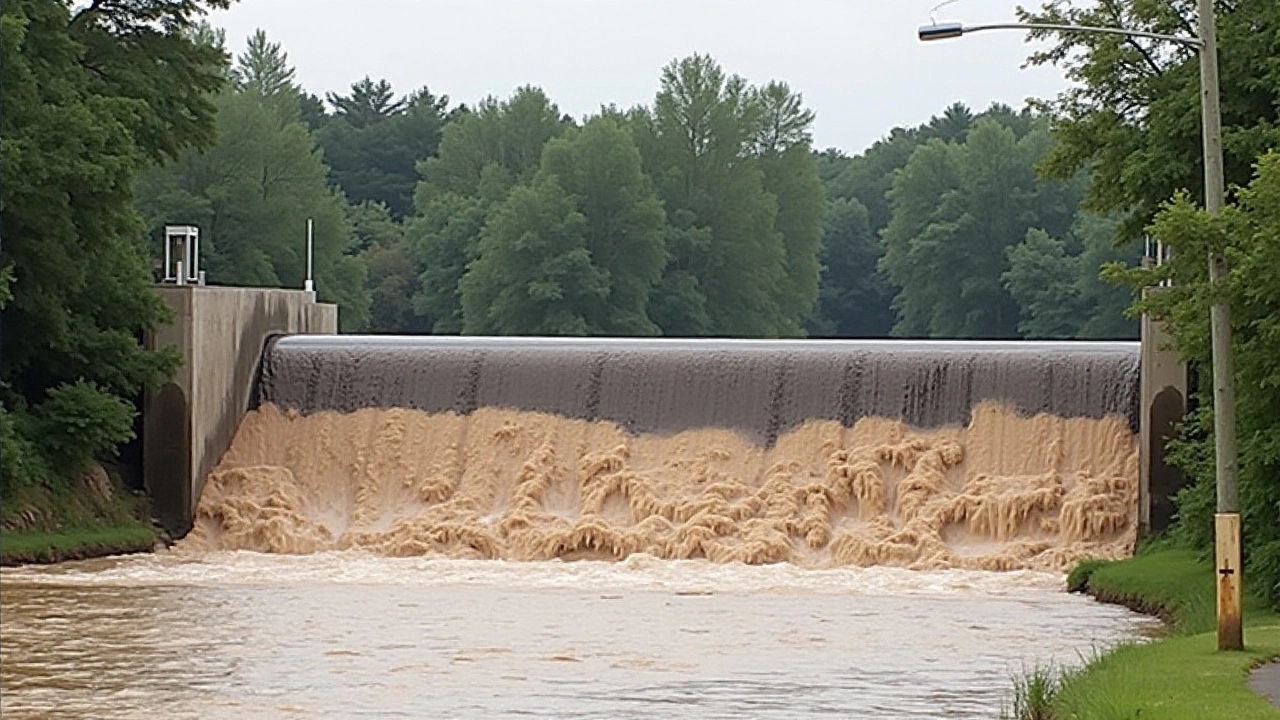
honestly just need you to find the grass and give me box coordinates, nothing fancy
[1051,627,1280,719]
[1006,546,1280,719]
[1003,664,1070,720]
[1081,546,1280,633]
[0,524,156,565]
[1,463,159,565]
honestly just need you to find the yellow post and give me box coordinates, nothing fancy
[1216,513,1244,650]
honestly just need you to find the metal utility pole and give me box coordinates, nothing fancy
[1197,0,1243,652]
[920,0,1244,651]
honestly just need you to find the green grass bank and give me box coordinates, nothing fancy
[1,524,156,566]
[1,464,158,566]
[1042,548,1280,719]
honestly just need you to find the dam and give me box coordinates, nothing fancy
[184,335,1143,572]
[0,289,1177,719]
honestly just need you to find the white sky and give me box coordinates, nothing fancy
[208,0,1069,154]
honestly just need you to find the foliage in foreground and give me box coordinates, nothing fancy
[1002,664,1072,720]
[1107,153,1280,609]
[0,0,220,500]
[1051,629,1280,720]
[1020,0,1280,241]
[1022,0,1280,609]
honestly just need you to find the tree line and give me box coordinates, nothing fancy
[131,28,1137,341]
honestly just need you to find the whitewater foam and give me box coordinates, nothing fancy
[181,402,1137,572]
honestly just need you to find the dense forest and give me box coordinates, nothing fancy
[2,0,1277,602]
[128,27,1140,340]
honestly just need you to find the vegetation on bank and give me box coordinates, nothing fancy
[1,0,212,526]
[1,525,156,566]
[1,462,158,564]
[1023,0,1280,611]
[1006,548,1280,720]
[1073,547,1280,633]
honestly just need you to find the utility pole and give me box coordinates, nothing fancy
[1197,0,1243,652]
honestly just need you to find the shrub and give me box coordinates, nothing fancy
[1066,558,1110,593]
[0,402,54,492]
[31,381,136,481]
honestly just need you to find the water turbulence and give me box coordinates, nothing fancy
[184,337,1141,571]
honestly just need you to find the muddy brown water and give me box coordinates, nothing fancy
[0,554,1159,719]
[0,338,1153,717]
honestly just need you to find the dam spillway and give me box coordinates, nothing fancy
[186,337,1143,571]
[253,336,1141,440]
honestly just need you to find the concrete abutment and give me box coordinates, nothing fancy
[143,287,336,535]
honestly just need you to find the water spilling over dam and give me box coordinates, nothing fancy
[253,337,1141,440]
[183,337,1142,571]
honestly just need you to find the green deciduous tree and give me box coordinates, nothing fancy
[137,61,370,329]
[756,82,825,332]
[807,197,894,337]
[1003,216,1138,339]
[406,87,572,333]
[1020,0,1280,240]
[349,201,427,333]
[539,118,667,335]
[644,55,789,337]
[418,86,570,202]
[1003,229,1089,339]
[460,176,608,335]
[405,62,823,339]
[409,192,487,333]
[459,116,666,335]
[1,0,230,496]
[881,119,1083,338]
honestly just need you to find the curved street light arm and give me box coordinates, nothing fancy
[919,21,1203,49]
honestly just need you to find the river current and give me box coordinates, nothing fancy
[0,551,1156,719]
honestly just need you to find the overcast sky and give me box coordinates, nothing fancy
[209,0,1069,154]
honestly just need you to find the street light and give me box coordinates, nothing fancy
[920,0,1243,652]
[917,21,1202,48]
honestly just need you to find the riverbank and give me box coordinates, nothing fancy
[1047,547,1280,719]
[1,464,158,566]
[0,525,157,566]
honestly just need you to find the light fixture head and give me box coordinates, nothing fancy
[919,23,965,41]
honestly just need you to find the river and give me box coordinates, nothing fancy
[0,551,1156,719]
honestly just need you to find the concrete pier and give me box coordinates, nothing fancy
[1140,304,1190,536]
[143,286,337,535]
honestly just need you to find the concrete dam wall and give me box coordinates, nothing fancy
[178,336,1147,572]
